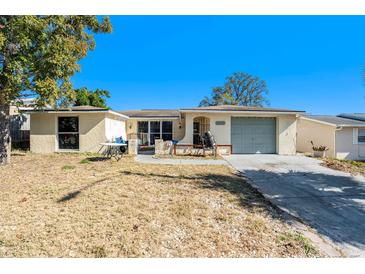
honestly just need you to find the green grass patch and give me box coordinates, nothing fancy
[278,232,317,256]
[79,159,91,164]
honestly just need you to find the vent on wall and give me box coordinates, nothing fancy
[215,121,226,125]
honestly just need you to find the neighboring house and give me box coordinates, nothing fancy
[121,105,304,155]
[28,106,128,153]
[297,115,365,160]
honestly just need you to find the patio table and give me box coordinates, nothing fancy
[100,142,127,161]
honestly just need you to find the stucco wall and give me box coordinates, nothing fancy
[78,113,106,152]
[297,118,336,157]
[30,112,114,153]
[335,128,365,160]
[277,116,297,155]
[179,113,231,145]
[179,112,297,155]
[30,113,56,153]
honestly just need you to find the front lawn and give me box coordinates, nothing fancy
[322,158,365,176]
[0,152,319,257]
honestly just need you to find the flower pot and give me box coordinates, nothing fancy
[313,150,326,158]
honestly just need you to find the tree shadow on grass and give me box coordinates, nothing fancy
[57,178,109,203]
[119,170,274,214]
[84,157,110,162]
[119,168,365,253]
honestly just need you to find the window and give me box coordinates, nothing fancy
[150,121,161,145]
[58,117,79,150]
[137,121,149,145]
[137,120,173,146]
[359,129,365,143]
[162,121,173,141]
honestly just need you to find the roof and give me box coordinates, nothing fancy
[27,105,129,119]
[338,113,365,122]
[180,105,304,113]
[119,109,180,118]
[303,115,365,127]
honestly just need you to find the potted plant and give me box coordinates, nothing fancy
[311,141,329,158]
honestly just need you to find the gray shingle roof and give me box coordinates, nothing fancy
[29,105,108,112]
[119,109,180,118]
[305,115,365,127]
[338,113,365,122]
[180,105,304,113]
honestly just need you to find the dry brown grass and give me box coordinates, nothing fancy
[153,154,223,160]
[322,158,365,176]
[0,152,320,257]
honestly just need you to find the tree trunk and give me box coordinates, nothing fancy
[0,104,11,165]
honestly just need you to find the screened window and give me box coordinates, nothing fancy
[150,121,161,145]
[137,121,149,146]
[358,129,365,143]
[58,117,79,150]
[162,121,173,141]
[137,120,173,146]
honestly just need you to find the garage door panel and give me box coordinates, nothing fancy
[231,117,276,154]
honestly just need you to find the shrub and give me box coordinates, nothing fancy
[311,141,328,152]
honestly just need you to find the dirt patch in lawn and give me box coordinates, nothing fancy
[0,153,321,257]
[321,158,365,176]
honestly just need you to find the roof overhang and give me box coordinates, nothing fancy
[126,116,180,120]
[180,109,304,115]
[300,116,365,128]
[27,109,129,120]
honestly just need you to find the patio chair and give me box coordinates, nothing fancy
[115,136,128,154]
[202,131,217,157]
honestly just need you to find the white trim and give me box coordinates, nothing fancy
[299,116,338,127]
[27,110,129,120]
[353,128,359,145]
[107,110,129,120]
[300,116,365,128]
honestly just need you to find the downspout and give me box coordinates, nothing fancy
[334,126,343,159]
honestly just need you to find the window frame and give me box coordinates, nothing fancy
[137,120,174,146]
[358,128,365,144]
[56,116,80,151]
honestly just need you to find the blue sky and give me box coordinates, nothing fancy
[72,16,365,114]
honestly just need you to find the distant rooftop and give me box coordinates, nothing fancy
[304,115,365,127]
[180,105,305,113]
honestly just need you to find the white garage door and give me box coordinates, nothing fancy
[231,117,276,154]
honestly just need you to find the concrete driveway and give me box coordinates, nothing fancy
[223,154,365,257]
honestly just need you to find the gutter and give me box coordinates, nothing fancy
[26,109,129,120]
[179,110,305,115]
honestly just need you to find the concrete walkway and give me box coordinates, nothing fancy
[135,154,228,166]
[223,154,365,257]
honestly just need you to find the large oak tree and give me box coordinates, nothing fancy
[0,16,112,165]
[199,72,269,107]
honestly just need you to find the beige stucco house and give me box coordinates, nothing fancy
[297,115,365,160]
[121,105,304,155]
[29,106,128,153]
